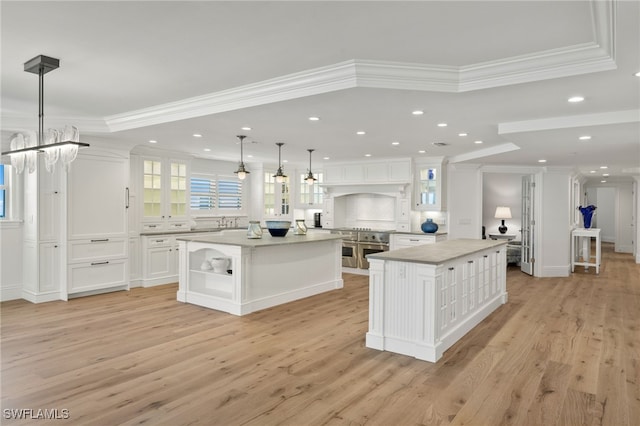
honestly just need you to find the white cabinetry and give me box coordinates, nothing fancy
[263,172,291,219]
[323,159,411,185]
[396,198,411,232]
[142,235,179,286]
[321,197,334,228]
[67,151,129,295]
[414,158,447,211]
[140,156,190,231]
[390,232,447,250]
[21,159,65,303]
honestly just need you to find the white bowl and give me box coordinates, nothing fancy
[210,257,229,273]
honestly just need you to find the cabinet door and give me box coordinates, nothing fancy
[263,172,290,218]
[142,158,164,221]
[414,161,445,211]
[39,242,60,293]
[168,161,188,221]
[38,166,61,241]
[146,246,173,279]
[68,154,128,239]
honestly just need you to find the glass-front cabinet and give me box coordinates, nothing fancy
[141,156,190,231]
[263,172,291,218]
[414,158,446,211]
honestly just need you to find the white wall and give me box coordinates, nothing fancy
[447,164,482,240]
[539,171,572,277]
[482,173,523,240]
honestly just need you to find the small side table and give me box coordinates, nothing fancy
[488,233,516,241]
[571,228,601,274]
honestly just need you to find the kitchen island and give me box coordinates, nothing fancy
[176,231,344,315]
[366,239,508,362]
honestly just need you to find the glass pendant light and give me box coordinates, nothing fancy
[305,149,316,185]
[233,135,249,180]
[273,142,287,183]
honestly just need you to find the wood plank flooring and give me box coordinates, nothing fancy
[1,243,638,425]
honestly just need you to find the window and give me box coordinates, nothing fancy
[299,172,323,205]
[190,174,243,214]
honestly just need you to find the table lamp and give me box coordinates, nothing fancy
[495,206,512,234]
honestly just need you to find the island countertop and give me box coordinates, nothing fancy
[368,238,507,265]
[177,231,343,248]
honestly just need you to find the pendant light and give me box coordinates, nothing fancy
[1,55,90,173]
[273,142,287,183]
[233,135,250,180]
[305,149,316,185]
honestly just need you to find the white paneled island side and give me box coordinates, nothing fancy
[176,232,344,315]
[366,239,508,362]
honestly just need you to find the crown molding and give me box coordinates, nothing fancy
[498,109,640,134]
[448,143,521,164]
[1,111,110,134]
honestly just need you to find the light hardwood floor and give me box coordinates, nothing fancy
[1,243,638,425]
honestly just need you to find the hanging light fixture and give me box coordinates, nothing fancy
[233,135,250,180]
[273,142,287,183]
[1,55,90,173]
[305,149,316,185]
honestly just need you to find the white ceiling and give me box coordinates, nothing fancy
[2,1,639,183]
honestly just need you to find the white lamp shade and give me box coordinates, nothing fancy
[494,206,512,219]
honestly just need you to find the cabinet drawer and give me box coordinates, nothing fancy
[167,222,189,231]
[69,238,127,263]
[68,259,128,294]
[395,234,437,246]
[142,222,164,232]
[145,236,175,247]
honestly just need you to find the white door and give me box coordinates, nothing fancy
[521,175,535,275]
[616,184,634,253]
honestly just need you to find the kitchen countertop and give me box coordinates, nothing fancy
[140,228,231,236]
[391,231,448,236]
[367,238,507,265]
[177,231,343,248]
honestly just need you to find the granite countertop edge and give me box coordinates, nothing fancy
[176,233,343,248]
[367,238,508,265]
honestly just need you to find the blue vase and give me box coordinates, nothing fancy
[421,218,438,233]
[578,205,597,229]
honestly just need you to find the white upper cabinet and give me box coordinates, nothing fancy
[414,158,447,211]
[140,156,190,231]
[263,172,291,219]
[323,159,411,185]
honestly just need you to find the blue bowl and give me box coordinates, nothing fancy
[265,220,291,237]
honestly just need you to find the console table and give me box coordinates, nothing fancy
[571,228,601,274]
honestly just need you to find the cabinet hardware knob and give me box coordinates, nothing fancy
[484,255,488,258]
[468,260,474,263]
[448,267,454,271]
[54,245,58,248]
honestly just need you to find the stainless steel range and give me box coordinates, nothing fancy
[330,228,390,269]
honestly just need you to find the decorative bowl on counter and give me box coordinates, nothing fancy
[265,220,291,237]
[209,257,229,273]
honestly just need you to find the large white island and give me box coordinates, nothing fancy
[366,239,508,362]
[176,231,343,315]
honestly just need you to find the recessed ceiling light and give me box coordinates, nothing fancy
[241,126,252,131]
[579,135,591,140]
[356,131,366,135]
[458,133,467,137]
[437,123,447,127]
[603,173,610,177]
[364,154,372,157]
[600,166,608,169]
[474,140,483,144]
[203,148,211,152]
[412,110,424,115]
[283,160,288,163]
[418,150,426,154]
[193,133,202,138]
[247,154,253,158]
[323,157,330,160]
[538,159,547,163]
[590,170,596,173]
[635,71,640,77]
[568,96,585,103]
[391,141,400,146]
[148,140,157,144]
[308,116,320,121]
[601,180,607,183]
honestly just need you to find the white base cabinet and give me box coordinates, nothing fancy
[366,241,507,362]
